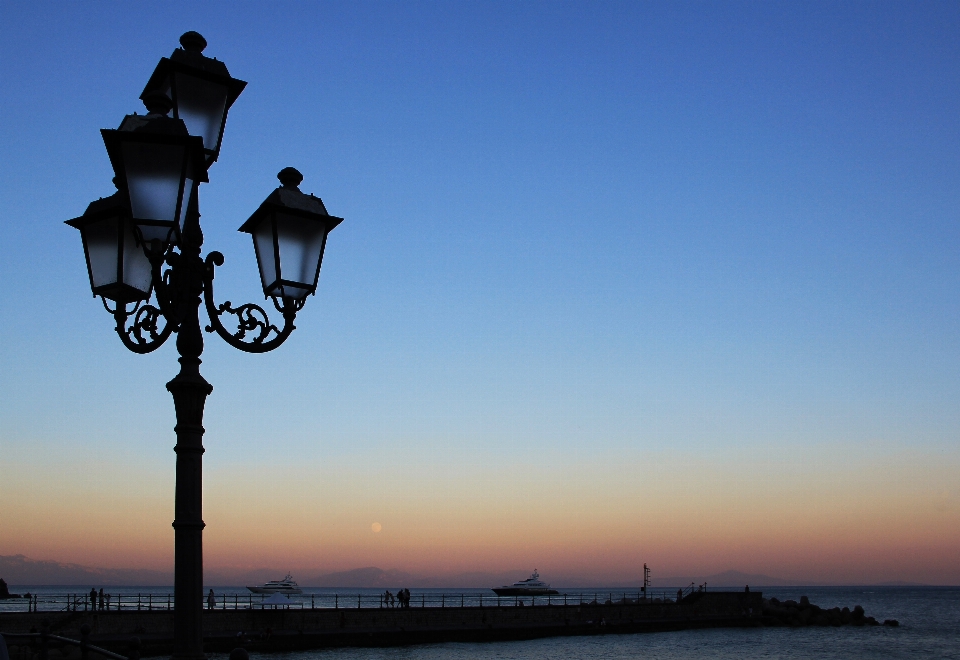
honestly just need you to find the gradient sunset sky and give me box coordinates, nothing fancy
[1,1,959,586]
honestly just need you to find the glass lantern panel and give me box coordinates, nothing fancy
[275,212,327,291]
[252,219,278,294]
[84,216,120,290]
[178,178,194,233]
[137,223,176,245]
[121,219,153,296]
[280,283,312,300]
[122,142,187,223]
[174,72,228,156]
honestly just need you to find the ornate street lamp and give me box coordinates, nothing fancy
[66,33,342,660]
[101,92,207,248]
[240,167,344,301]
[141,31,247,165]
[66,187,153,304]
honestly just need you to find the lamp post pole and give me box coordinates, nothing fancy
[66,33,344,660]
[167,211,212,659]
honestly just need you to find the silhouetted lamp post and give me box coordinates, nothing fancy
[66,32,342,660]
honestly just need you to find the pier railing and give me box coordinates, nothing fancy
[3,589,686,614]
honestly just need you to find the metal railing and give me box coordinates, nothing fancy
[9,592,173,613]
[2,590,686,613]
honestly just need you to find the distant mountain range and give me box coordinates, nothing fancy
[0,555,930,588]
[311,567,527,589]
[0,554,172,587]
[0,555,520,588]
[313,567,418,588]
[652,570,802,588]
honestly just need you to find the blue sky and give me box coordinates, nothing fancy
[2,1,959,584]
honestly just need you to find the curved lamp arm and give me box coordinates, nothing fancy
[202,251,300,353]
[106,298,175,354]
[147,246,184,325]
[99,242,181,355]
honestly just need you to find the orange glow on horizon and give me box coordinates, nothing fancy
[3,442,958,585]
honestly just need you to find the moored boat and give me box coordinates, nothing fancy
[246,574,303,594]
[492,570,559,596]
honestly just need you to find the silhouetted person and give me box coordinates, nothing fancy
[404,588,411,607]
[677,589,682,602]
[208,589,216,610]
[98,588,105,611]
[744,585,750,593]
[90,588,97,611]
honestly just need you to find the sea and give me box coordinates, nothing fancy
[3,586,958,659]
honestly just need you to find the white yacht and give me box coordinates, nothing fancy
[246,574,303,594]
[492,570,559,596]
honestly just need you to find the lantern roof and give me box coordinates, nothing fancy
[140,32,247,115]
[65,189,128,228]
[116,92,193,135]
[101,95,209,186]
[238,168,343,233]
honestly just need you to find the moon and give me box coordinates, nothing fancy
[371,522,382,533]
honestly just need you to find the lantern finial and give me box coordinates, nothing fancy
[179,31,207,53]
[277,167,303,190]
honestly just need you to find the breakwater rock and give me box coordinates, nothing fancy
[0,579,23,600]
[762,595,895,627]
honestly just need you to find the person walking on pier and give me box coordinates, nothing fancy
[90,588,97,611]
[98,588,104,611]
[208,589,216,610]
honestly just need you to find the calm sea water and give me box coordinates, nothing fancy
[4,586,958,659]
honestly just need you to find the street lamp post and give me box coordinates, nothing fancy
[66,33,343,660]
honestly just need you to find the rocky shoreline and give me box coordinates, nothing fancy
[762,595,898,628]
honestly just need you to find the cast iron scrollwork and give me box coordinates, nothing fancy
[104,297,174,354]
[202,251,298,353]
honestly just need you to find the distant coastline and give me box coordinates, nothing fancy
[0,554,938,589]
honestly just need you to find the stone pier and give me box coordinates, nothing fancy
[1,592,764,657]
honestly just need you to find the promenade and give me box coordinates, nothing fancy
[1,591,763,657]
